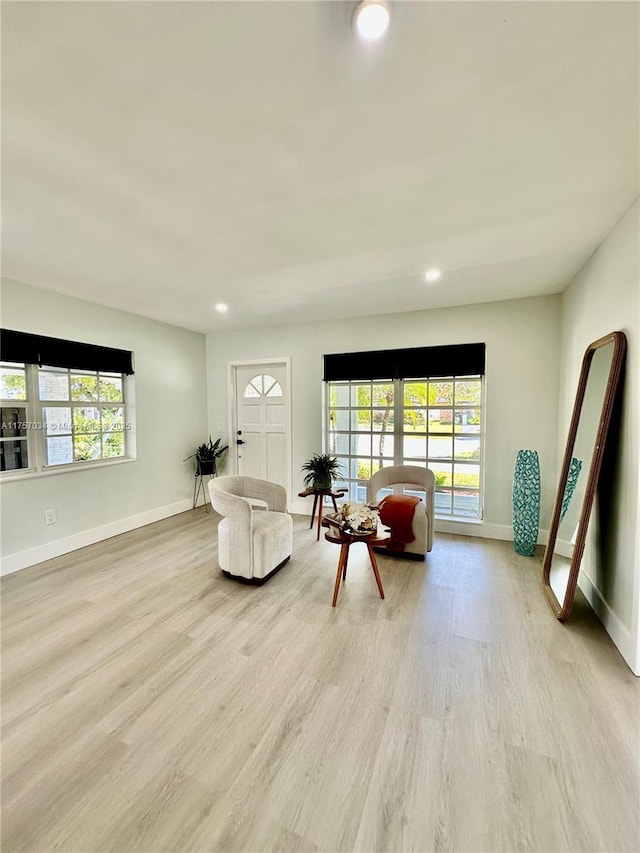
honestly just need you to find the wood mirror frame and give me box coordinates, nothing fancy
[542,330,627,621]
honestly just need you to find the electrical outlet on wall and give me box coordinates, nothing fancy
[44,509,57,525]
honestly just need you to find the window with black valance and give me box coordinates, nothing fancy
[0,329,135,375]
[323,342,485,382]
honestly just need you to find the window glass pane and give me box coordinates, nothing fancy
[43,407,72,436]
[404,382,428,405]
[0,366,26,400]
[46,435,73,466]
[330,409,350,431]
[265,381,283,397]
[428,409,452,434]
[73,407,101,433]
[454,490,480,518]
[0,439,28,471]
[1,407,27,438]
[453,464,480,490]
[429,381,453,405]
[435,489,452,516]
[331,385,350,406]
[454,408,481,433]
[351,433,371,456]
[103,432,125,458]
[74,434,101,462]
[404,408,427,432]
[39,371,70,401]
[372,384,393,406]
[403,434,426,459]
[455,380,481,406]
[428,436,453,460]
[454,436,481,461]
[329,433,350,456]
[351,384,371,407]
[351,410,371,431]
[372,434,394,458]
[356,458,374,480]
[431,461,452,488]
[246,375,263,394]
[101,407,124,431]
[372,410,394,432]
[347,458,360,480]
[71,374,98,402]
[99,375,123,402]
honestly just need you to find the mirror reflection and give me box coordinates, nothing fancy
[543,332,626,620]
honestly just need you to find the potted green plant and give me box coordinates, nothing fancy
[184,436,228,476]
[301,452,342,490]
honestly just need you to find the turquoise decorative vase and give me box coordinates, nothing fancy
[512,449,541,556]
[560,457,583,522]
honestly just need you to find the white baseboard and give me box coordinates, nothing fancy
[578,572,637,674]
[0,499,193,576]
[434,519,548,545]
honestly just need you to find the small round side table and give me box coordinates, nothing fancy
[323,525,388,607]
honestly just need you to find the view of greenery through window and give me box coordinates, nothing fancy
[327,376,483,519]
[0,362,127,472]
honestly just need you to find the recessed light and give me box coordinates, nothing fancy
[354,1,390,41]
[424,269,442,283]
[215,303,228,314]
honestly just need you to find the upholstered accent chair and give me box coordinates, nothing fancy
[366,464,435,559]
[208,475,293,584]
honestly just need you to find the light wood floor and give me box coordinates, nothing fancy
[1,510,639,853]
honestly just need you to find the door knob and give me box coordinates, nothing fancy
[237,439,245,445]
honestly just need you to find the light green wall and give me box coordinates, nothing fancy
[0,278,207,568]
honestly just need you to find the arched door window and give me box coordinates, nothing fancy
[243,374,283,398]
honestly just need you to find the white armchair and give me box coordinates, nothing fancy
[208,475,293,584]
[366,464,435,558]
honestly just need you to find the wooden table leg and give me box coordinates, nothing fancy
[342,545,349,581]
[332,543,350,606]
[316,495,325,541]
[331,495,339,512]
[309,492,319,530]
[366,542,385,600]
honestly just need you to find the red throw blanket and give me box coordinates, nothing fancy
[379,495,420,551]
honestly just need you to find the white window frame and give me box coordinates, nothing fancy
[326,374,484,521]
[0,362,32,473]
[1,362,133,477]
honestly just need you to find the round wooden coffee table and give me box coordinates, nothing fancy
[323,525,388,607]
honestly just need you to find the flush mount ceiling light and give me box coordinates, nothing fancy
[424,269,442,283]
[353,0,391,41]
[215,303,228,314]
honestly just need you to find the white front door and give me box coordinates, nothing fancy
[232,362,289,491]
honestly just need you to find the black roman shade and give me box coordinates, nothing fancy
[323,343,485,382]
[0,329,135,375]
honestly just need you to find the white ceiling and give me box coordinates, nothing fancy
[2,1,638,334]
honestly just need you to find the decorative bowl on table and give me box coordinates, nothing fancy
[336,502,379,535]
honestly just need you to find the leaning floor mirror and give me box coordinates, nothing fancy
[542,331,627,621]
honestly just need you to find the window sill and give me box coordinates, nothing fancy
[0,456,136,483]
[435,514,482,524]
